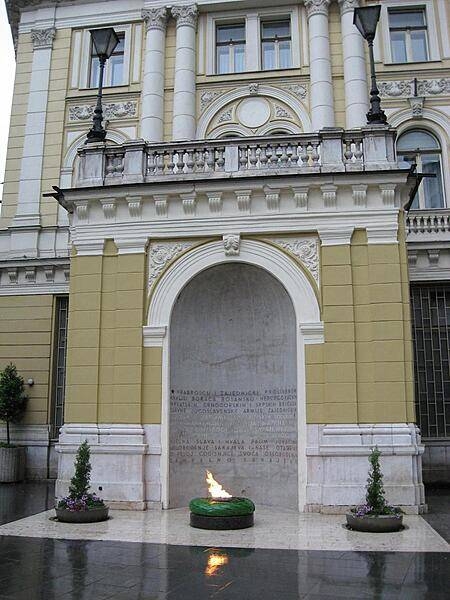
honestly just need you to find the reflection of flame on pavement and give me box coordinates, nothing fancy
[206,470,232,500]
[205,551,229,576]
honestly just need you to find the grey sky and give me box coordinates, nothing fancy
[0,2,16,201]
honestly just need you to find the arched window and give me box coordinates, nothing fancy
[397,130,444,209]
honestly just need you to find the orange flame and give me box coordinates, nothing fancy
[206,470,232,499]
[205,552,229,576]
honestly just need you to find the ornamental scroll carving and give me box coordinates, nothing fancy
[171,5,198,28]
[69,102,137,121]
[142,7,168,32]
[379,78,450,98]
[304,0,331,18]
[266,237,319,284]
[148,241,196,290]
[31,27,56,49]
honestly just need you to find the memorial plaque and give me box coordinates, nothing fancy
[169,264,297,509]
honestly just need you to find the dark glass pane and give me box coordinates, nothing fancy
[389,10,425,28]
[262,20,290,39]
[217,24,245,43]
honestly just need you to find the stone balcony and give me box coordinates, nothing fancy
[74,127,398,189]
[406,208,450,243]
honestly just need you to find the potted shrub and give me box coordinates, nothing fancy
[0,364,28,483]
[56,440,109,523]
[346,447,403,533]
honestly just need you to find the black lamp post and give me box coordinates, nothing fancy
[353,5,387,125]
[86,28,120,143]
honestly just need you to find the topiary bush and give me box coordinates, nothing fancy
[0,363,28,447]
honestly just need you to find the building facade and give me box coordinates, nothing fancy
[1,0,449,511]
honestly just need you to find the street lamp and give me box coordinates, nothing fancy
[86,28,120,143]
[353,5,387,125]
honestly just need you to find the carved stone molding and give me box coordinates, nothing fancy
[24,267,36,283]
[200,90,223,112]
[338,0,359,15]
[266,237,319,284]
[44,266,55,282]
[76,202,88,220]
[304,0,330,18]
[249,83,260,96]
[127,196,142,218]
[69,102,137,122]
[380,184,396,207]
[31,27,56,49]
[352,184,367,208]
[321,184,337,208]
[100,199,116,219]
[284,84,308,101]
[274,105,292,119]
[181,193,196,215]
[409,97,424,118]
[206,192,222,213]
[153,194,168,216]
[171,5,198,28]
[235,190,252,212]
[223,234,240,256]
[292,187,308,211]
[217,108,233,123]
[379,78,450,98]
[7,268,18,284]
[148,241,196,289]
[142,7,168,32]
[264,187,280,211]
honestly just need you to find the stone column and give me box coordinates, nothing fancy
[141,8,168,142]
[339,0,368,128]
[171,5,198,141]
[304,0,334,131]
[14,27,56,229]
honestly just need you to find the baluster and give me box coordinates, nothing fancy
[216,147,225,171]
[300,143,309,168]
[206,148,215,171]
[185,149,194,173]
[270,144,279,168]
[147,151,156,175]
[175,150,184,173]
[344,140,353,163]
[239,146,248,170]
[259,145,268,169]
[311,141,320,167]
[155,151,164,175]
[249,145,258,169]
[279,144,288,168]
[286,144,293,167]
[196,148,205,172]
[354,140,363,164]
[167,150,175,174]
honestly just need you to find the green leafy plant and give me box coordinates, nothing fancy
[0,363,28,446]
[352,447,402,517]
[58,441,105,511]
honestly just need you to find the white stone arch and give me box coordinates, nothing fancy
[389,108,450,209]
[144,239,323,511]
[197,85,311,139]
[59,129,129,188]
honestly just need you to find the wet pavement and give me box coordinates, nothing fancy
[422,486,450,543]
[0,482,448,599]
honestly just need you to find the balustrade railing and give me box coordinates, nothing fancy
[75,128,398,188]
[406,209,450,237]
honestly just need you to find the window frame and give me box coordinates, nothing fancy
[397,129,445,210]
[379,1,440,64]
[89,31,126,88]
[205,6,301,76]
[78,24,132,89]
[260,19,293,71]
[388,7,429,63]
[215,22,246,74]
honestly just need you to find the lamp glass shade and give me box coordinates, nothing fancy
[353,6,381,40]
[90,28,120,59]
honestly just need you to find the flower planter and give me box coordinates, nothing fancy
[55,505,109,523]
[0,446,26,483]
[346,512,403,533]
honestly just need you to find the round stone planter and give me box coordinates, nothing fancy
[346,512,403,533]
[55,506,109,523]
[189,497,255,530]
[0,446,26,483]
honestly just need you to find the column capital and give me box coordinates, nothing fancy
[338,0,360,16]
[171,4,198,28]
[30,27,56,50]
[142,7,168,32]
[304,0,330,19]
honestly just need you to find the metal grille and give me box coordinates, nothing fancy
[50,296,69,440]
[411,284,450,438]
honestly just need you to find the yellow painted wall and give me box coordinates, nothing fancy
[328,1,345,128]
[40,28,71,227]
[0,33,32,229]
[306,227,415,424]
[0,295,54,425]
[164,19,176,141]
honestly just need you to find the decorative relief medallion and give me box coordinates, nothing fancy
[142,7,168,31]
[148,241,196,289]
[274,104,292,119]
[223,234,240,256]
[304,0,331,18]
[200,90,223,112]
[31,27,56,49]
[171,5,198,28]
[267,238,319,284]
[69,102,137,122]
[409,97,424,118]
[217,108,233,123]
[379,78,450,98]
[237,98,270,128]
[283,84,308,101]
[249,83,260,96]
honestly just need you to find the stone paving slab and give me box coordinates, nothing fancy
[0,506,448,553]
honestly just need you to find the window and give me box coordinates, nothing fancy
[216,23,245,74]
[50,296,69,440]
[261,20,292,70]
[389,8,428,62]
[397,130,444,209]
[89,32,125,87]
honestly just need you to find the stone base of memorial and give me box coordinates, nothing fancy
[189,497,255,530]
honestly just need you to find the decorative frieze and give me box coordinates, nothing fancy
[171,4,198,28]
[0,263,70,294]
[284,84,308,101]
[223,234,240,256]
[69,102,138,122]
[31,27,56,49]
[148,241,195,289]
[266,237,319,284]
[379,78,450,98]
[142,7,168,32]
